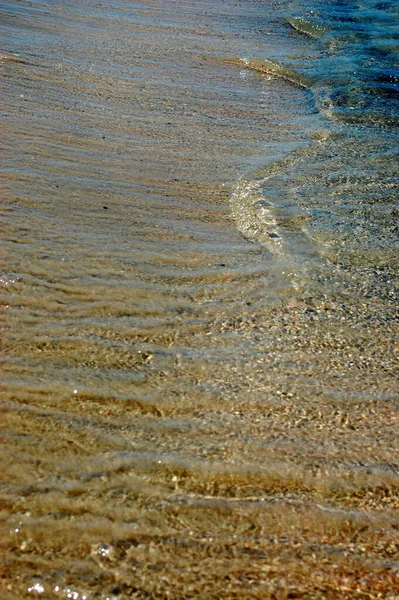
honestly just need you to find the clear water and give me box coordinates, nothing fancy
[232,0,399,281]
[1,1,398,598]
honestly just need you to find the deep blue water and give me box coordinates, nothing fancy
[289,0,399,126]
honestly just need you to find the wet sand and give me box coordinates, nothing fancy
[1,0,398,598]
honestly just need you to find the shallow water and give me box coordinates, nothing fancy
[1,1,399,598]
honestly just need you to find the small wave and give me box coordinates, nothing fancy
[229,142,330,299]
[236,57,312,89]
[286,16,330,39]
[229,0,398,291]
[230,175,307,257]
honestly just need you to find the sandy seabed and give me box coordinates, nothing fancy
[1,0,398,598]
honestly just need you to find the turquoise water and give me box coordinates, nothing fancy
[232,0,398,305]
[290,0,399,125]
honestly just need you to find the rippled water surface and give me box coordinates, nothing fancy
[2,0,399,598]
